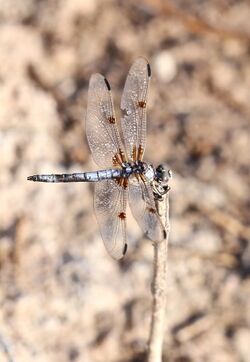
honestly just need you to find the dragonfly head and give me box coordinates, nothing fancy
[155,164,172,183]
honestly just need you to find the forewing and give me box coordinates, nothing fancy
[121,57,151,161]
[86,74,126,168]
[94,180,128,259]
[129,176,166,241]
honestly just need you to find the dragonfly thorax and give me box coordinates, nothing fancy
[123,161,155,182]
[142,163,155,182]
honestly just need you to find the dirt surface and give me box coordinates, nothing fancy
[0,1,250,361]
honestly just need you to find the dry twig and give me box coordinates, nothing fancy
[148,192,170,362]
[146,0,250,43]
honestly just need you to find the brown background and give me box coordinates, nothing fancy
[0,1,250,361]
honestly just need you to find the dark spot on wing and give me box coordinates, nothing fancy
[112,155,119,166]
[138,100,146,108]
[108,116,115,124]
[115,177,123,187]
[123,243,128,256]
[163,229,167,239]
[119,149,127,163]
[118,212,126,220]
[148,208,156,214]
[138,144,144,161]
[123,178,128,189]
[132,145,137,161]
[147,63,151,77]
[104,77,111,90]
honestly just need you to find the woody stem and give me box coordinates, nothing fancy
[147,192,170,362]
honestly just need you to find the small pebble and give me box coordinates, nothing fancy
[153,51,177,83]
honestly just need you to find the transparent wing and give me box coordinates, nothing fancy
[94,180,128,259]
[128,176,166,241]
[86,73,126,168]
[121,57,151,161]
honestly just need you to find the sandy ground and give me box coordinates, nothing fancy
[0,1,250,361]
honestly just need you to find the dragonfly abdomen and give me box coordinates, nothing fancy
[27,169,124,183]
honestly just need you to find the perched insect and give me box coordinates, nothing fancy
[28,58,171,259]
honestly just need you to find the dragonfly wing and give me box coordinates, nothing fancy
[121,57,151,161]
[128,176,166,242]
[94,180,128,259]
[86,73,126,168]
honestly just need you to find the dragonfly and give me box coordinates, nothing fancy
[28,57,171,259]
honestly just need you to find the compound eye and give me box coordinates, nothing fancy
[156,164,165,173]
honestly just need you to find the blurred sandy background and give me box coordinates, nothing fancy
[0,1,250,361]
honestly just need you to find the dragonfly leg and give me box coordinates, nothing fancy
[152,180,171,201]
